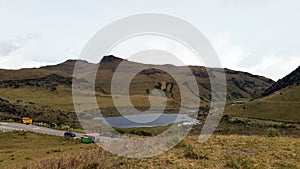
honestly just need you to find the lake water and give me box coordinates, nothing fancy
[93,113,200,128]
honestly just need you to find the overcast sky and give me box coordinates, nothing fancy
[0,0,299,80]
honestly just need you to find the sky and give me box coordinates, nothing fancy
[0,0,299,80]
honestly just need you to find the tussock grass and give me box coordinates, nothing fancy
[0,131,95,168]
[1,131,299,169]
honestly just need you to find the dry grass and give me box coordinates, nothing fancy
[0,86,176,113]
[2,131,299,169]
[0,131,95,168]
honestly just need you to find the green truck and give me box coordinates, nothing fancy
[81,136,95,144]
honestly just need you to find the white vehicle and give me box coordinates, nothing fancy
[177,120,201,127]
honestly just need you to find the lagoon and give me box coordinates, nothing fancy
[93,113,200,128]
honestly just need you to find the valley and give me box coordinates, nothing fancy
[0,56,299,168]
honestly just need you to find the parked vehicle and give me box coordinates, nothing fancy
[81,133,97,143]
[21,117,32,125]
[64,131,76,137]
[81,136,94,143]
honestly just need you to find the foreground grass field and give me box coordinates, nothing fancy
[0,131,95,168]
[1,131,299,169]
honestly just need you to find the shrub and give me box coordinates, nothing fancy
[52,149,62,153]
[224,156,251,169]
[225,156,239,169]
[184,144,208,160]
[267,128,281,137]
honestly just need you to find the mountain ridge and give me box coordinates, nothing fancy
[262,66,300,97]
[225,66,300,122]
[0,55,274,100]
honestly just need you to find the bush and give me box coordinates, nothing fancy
[224,156,251,169]
[52,149,62,153]
[184,144,208,160]
[267,128,281,137]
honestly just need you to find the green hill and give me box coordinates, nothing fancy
[262,66,300,97]
[225,66,300,122]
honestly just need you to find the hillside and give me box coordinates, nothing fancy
[262,66,300,96]
[0,56,274,101]
[0,58,298,169]
[0,55,274,127]
[225,66,300,122]
[41,55,273,100]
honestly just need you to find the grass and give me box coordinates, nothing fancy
[0,131,95,168]
[0,86,176,113]
[0,85,184,129]
[226,101,300,122]
[0,117,298,168]
[0,68,69,81]
[4,133,298,169]
[114,116,300,138]
[211,116,300,138]
[114,125,171,136]
[225,85,300,122]
[0,86,75,112]
[0,121,299,169]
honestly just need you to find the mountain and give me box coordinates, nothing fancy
[225,66,300,122]
[262,66,300,96]
[0,55,275,127]
[40,55,274,100]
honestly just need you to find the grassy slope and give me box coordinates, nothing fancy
[0,85,176,128]
[2,132,298,169]
[1,57,274,101]
[0,68,69,81]
[0,131,95,168]
[0,86,74,112]
[0,57,275,126]
[225,84,300,122]
[0,86,172,112]
[2,84,299,126]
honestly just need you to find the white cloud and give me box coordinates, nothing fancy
[0,40,20,56]
[220,0,273,7]
[109,34,204,66]
[248,55,300,81]
[0,34,56,69]
[0,32,298,81]
[210,33,300,81]
[210,33,251,71]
